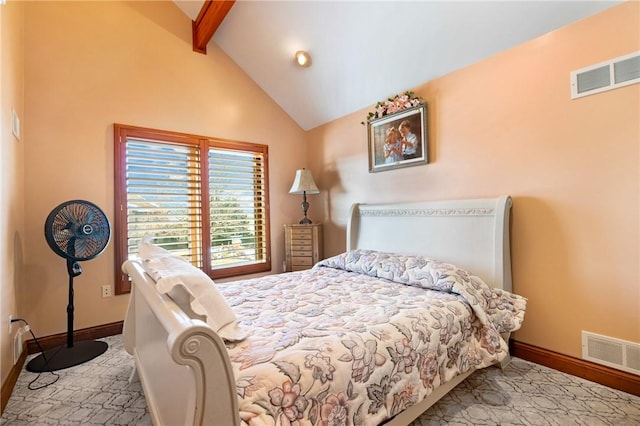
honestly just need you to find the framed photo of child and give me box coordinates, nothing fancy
[367,103,428,173]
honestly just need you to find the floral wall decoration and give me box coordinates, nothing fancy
[361,91,424,125]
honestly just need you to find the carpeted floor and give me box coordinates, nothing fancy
[2,335,639,425]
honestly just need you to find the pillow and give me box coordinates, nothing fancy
[138,236,248,342]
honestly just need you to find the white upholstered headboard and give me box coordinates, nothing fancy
[346,196,512,292]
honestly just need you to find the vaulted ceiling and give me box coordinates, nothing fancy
[174,1,621,130]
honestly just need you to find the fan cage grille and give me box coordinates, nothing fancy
[45,200,111,261]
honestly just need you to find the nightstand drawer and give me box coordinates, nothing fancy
[291,250,312,257]
[291,237,312,245]
[291,257,313,266]
[290,228,312,238]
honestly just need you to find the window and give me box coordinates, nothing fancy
[114,124,270,294]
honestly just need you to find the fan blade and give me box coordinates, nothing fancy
[74,231,109,258]
[52,229,73,252]
[59,207,80,228]
[74,238,88,258]
[84,209,94,224]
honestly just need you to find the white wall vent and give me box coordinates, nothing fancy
[582,331,640,374]
[571,52,640,99]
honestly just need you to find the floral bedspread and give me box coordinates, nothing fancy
[220,250,526,426]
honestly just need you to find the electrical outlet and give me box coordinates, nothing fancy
[13,328,23,364]
[11,108,20,141]
[102,285,112,298]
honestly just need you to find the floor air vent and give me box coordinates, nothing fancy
[571,52,639,99]
[582,331,640,374]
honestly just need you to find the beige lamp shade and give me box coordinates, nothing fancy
[289,169,320,194]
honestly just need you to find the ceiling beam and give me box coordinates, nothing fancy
[192,0,236,54]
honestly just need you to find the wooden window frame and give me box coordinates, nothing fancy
[114,124,271,294]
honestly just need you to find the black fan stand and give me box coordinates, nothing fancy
[26,258,108,372]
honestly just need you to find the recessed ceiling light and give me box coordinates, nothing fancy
[295,51,312,67]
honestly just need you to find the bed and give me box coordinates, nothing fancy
[122,195,526,426]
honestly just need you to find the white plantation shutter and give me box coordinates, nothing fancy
[114,124,271,293]
[125,139,203,267]
[209,148,268,268]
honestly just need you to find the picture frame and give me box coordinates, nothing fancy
[367,103,428,173]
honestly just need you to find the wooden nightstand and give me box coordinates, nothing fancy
[284,223,323,272]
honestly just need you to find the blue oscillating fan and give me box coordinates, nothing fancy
[27,200,111,372]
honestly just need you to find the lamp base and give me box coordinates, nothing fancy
[299,192,312,224]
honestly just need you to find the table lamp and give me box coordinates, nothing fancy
[289,169,320,224]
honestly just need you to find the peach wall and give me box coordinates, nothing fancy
[21,1,306,338]
[1,0,25,387]
[308,2,639,358]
